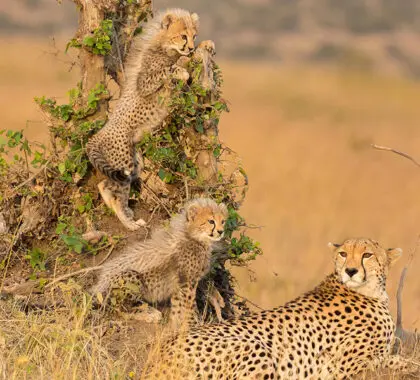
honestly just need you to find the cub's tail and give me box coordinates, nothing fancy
[86,140,134,185]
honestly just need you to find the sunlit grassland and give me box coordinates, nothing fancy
[1,37,420,378]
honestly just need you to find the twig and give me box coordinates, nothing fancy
[113,24,125,82]
[9,160,51,195]
[45,266,102,289]
[225,289,263,310]
[371,144,420,168]
[184,177,190,200]
[142,182,171,217]
[98,243,116,266]
[396,267,408,330]
[0,221,22,291]
[45,243,115,289]
[396,236,419,331]
[147,204,161,224]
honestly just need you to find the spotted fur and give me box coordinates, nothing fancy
[154,238,418,379]
[90,198,227,329]
[86,8,199,230]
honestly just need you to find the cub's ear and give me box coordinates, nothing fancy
[218,202,228,217]
[191,12,199,27]
[328,242,341,252]
[161,14,174,29]
[186,204,200,222]
[387,248,402,266]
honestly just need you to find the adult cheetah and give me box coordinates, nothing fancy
[150,238,418,379]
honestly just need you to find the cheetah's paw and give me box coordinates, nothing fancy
[123,218,146,231]
[176,56,190,68]
[172,66,190,82]
[197,40,216,55]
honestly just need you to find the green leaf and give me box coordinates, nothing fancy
[83,36,95,47]
[58,162,66,175]
[60,234,86,254]
[158,168,167,181]
[55,222,67,234]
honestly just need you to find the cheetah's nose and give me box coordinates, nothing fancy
[217,230,224,235]
[345,268,358,277]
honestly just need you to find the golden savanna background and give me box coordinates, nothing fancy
[1,0,420,336]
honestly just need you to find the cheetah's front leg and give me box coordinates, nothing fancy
[169,282,198,331]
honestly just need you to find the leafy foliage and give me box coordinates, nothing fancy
[67,19,113,55]
[0,19,261,297]
[0,129,47,182]
[139,57,261,262]
[56,216,88,254]
[25,248,47,272]
[35,84,107,181]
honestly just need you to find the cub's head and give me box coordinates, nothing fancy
[156,9,199,56]
[184,198,228,243]
[328,238,402,298]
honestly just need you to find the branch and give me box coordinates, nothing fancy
[396,235,419,331]
[371,144,420,168]
[396,267,408,330]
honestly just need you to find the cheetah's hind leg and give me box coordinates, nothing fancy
[98,179,146,231]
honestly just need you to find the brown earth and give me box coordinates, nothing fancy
[1,35,420,336]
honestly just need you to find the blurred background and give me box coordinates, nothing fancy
[1,0,420,329]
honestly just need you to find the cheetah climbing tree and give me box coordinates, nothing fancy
[0,0,260,320]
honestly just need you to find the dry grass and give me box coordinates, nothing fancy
[0,285,151,379]
[1,36,420,378]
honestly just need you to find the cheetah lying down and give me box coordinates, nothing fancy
[150,238,418,379]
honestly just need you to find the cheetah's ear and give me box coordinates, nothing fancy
[218,202,228,217]
[161,14,174,29]
[387,248,402,266]
[191,13,199,27]
[186,204,200,222]
[328,242,341,252]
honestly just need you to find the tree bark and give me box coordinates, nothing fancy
[73,0,108,118]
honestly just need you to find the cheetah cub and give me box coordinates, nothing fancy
[90,198,227,329]
[154,238,419,379]
[87,9,204,230]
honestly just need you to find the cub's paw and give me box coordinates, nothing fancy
[198,40,216,55]
[171,65,190,82]
[123,218,146,231]
[208,287,225,322]
[176,56,191,68]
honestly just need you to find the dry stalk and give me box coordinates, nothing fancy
[371,144,420,168]
[45,243,116,289]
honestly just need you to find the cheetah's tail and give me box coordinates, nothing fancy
[86,141,133,185]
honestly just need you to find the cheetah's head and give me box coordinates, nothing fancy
[156,9,199,57]
[184,198,228,244]
[328,238,401,298]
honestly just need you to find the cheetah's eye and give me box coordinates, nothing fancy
[182,35,188,42]
[338,251,347,258]
[208,219,215,225]
[193,34,197,40]
[221,220,225,225]
[363,253,373,259]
